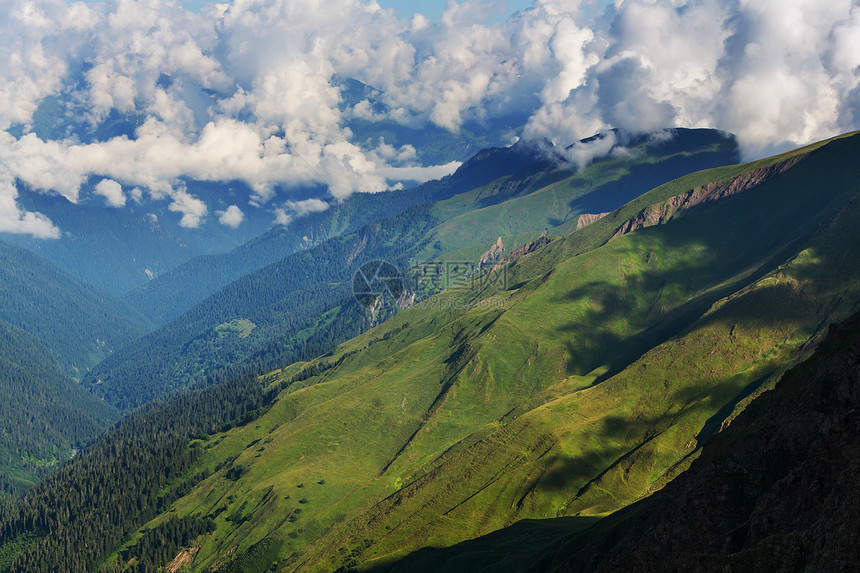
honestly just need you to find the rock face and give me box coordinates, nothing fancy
[548,311,860,572]
[490,231,551,273]
[575,212,610,230]
[610,154,807,240]
[480,237,505,267]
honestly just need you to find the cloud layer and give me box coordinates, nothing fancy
[1,0,858,237]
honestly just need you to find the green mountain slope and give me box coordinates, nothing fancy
[0,320,117,497]
[1,131,854,572]
[123,131,860,572]
[86,129,738,411]
[371,310,860,573]
[0,239,153,378]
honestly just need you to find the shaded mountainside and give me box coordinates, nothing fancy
[0,321,117,497]
[0,131,854,572]
[0,239,153,378]
[86,129,739,412]
[373,311,860,573]
[542,310,860,572]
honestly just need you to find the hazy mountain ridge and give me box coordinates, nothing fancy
[122,139,547,326]
[0,239,153,378]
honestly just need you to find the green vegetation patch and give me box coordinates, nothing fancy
[215,319,257,339]
[0,532,45,572]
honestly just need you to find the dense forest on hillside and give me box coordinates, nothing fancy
[85,202,440,411]
[0,240,152,378]
[0,321,117,497]
[0,372,274,572]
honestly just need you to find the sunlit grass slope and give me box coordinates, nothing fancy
[117,132,860,572]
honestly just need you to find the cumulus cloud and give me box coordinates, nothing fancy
[274,198,331,226]
[217,204,245,228]
[168,185,207,228]
[1,0,859,238]
[560,130,619,169]
[0,181,60,238]
[94,178,126,207]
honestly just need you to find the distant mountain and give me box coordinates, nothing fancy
[3,179,282,296]
[0,320,117,497]
[2,76,528,298]
[87,128,739,411]
[0,239,153,378]
[123,139,546,325]
[2,131,854,572]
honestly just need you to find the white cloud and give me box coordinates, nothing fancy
[217,204,245,228]
[560,130,619,170]
[1,0,859,237]
[0,180,60,238]
[374,160,462,184]
[168,185,207,228]
[94,178,126,207]
[274,198,330,226]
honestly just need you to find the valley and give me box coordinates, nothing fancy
[2,6,859,569]
[1,128,857,572]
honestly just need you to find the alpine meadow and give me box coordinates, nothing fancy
[1,1,859,572]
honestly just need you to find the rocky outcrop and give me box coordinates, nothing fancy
[167,547,199,572]
[611,153,807,240]
[490,231,551,274]
[479,237,505,267]
[346,234,368,265]
[549,311,860,572]
[575,212,610,230]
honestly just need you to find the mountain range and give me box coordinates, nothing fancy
[0,129,857,572]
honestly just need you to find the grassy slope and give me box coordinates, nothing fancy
[298,133,860,571]
[416,129,736,263]
[88,130,737,412]
[105,132,860,572]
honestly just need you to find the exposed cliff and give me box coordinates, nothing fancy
[575,212,610,230]
[490,231,551,273]
[611,153,807,240]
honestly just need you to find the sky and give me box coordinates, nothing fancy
[2,0,859,239]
